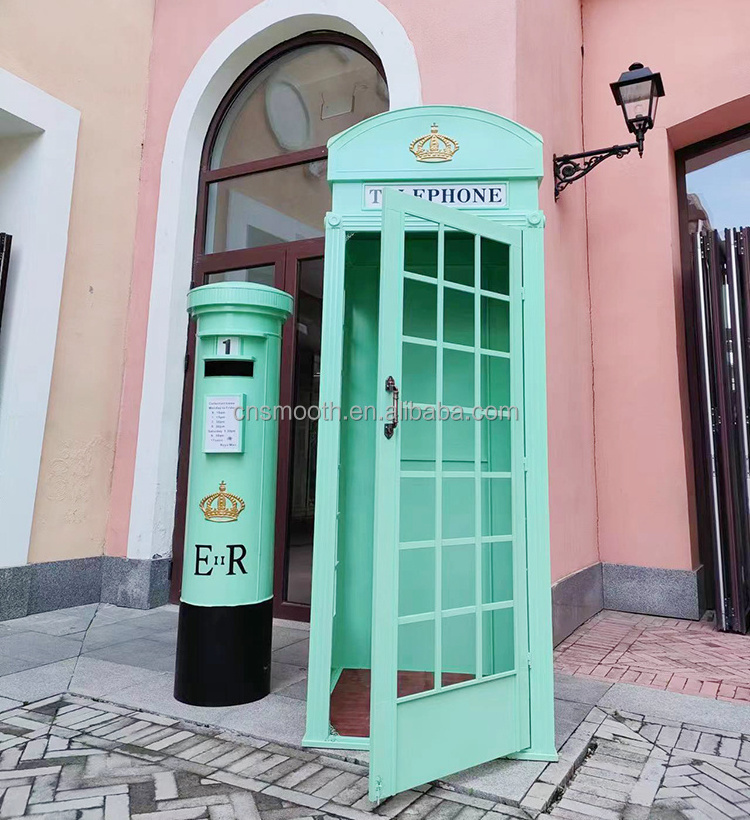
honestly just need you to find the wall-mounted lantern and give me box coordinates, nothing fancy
[554,62,665,199]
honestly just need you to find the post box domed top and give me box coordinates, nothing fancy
[326,105,543,184]
[187,282,293,320]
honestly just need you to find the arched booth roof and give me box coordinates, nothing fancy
[327,105,543,183]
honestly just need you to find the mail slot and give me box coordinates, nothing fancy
[204,359,255,378]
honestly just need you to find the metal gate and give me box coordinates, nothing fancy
[692,227,750,632]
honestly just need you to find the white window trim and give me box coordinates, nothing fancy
[0,69,80,567]
[127,0,422,559]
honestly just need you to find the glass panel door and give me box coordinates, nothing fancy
[273,242,325,616]
[286,256,323,604]
[370,190,529,800]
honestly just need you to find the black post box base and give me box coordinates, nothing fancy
[174,599,273,706]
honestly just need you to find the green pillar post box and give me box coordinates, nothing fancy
[174,282,293,707]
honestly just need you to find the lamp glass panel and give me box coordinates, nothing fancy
[623,97,650,124]
[619,78,652,104]
[649,93,660,124]
[620,79,654,125]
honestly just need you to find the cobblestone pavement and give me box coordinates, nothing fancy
[534,707,750,819]
[5,607,750,816]
[4,694,750,819]
[554,610,750,702]
[0,694,534,819]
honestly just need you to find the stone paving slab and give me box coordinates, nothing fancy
[0,695,535,819]
[597,682,750,735]
[0,603,575,804]
[532,708,750,819]
[11,692,750,819]
[5,605,750,815]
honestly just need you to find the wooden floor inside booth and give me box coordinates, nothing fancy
[330,669,474,737]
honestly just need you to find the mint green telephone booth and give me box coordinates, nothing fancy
[304,106,556,800]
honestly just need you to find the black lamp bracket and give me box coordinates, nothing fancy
[553,139,642,199]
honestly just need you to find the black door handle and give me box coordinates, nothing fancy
[384,376,399,439]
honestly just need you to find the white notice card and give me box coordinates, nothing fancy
[204,395,243,453]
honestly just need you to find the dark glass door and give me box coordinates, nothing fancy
[274,242,324,618]
[170,239,325,620]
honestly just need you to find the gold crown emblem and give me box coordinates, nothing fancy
[409,124,459,163]
[199,481,245,523]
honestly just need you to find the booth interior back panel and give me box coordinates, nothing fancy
[333,235,380,673]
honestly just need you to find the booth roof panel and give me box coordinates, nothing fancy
[327,106,543,183]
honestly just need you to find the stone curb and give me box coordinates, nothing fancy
[518,706,607,817]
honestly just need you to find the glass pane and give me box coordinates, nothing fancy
[285,256,324,605]
[442,613,476,686]
[345,231,380,267]
[205,162,330,253]
[482,542,513,604]
[481,417,511,473]
[404,231,438,278]
[685,138,750,232]
[211,45,388,169]
[400,477,435,543]
[482,608,514,676]
[400,415,436,471]
[442,543,475,610]
[399,548,436,617]
[445,231,475,287]
[403,279,437,340]
[482,478,512,538]
[444,288,474,347]
[481,355,511,409]
[204,264,276,285]
[442,478,474,540]
[443,349,474,408]
[398,620,435,697]
[481,238,510,295]
[402,343,436,406]
[481,297,510,352]
[443,417,474,471]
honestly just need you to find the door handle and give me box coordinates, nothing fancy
[384,376,399,439]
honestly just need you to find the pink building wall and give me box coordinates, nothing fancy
[105,0,517,559]
[107,0,601,586]
[108,0,750,594]
[583,0,750,572]
[516,0,599,584]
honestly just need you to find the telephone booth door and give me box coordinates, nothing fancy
[369,190,529,799]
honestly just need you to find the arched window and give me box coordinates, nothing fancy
[193,33,387,281]
[173,34,388,619]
